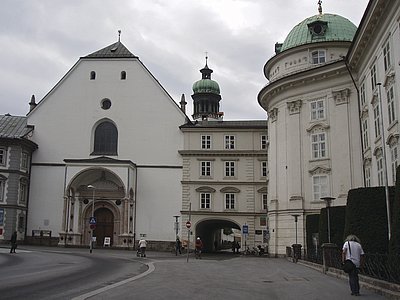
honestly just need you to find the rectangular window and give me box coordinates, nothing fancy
[225,161,235,177]
[383,39,391,72]
[373,103,381,138]
[225,193,235,210]
[311,132,326,159]
[261,161,268,177]
[387,86,396,125]
[377,156,384,186]
[200,161,212,177]
[201,135,211,150]
[370,64,377,91]
[362,119,369,151]
[312,175,329,201]
[200,193,211,209]
[365,166,371,187]
[262,194,268,211]
[311,50,325,64]
[360,82,366,106]
[21,152,29,170]
[0,148,6,166]
[19,182,27,204]
[261,135,268,150]
[224,135,235,150]
[391,146,398,184]
[0,180,4,202]
[310,99,325,121]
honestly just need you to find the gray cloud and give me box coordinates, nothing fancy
[0,0,368,119]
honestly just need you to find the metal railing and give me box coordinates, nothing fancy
[297,246,400,284]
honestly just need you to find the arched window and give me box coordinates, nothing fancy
[121,71,126,80]
[93,121,118,155]
[90,71,96,80]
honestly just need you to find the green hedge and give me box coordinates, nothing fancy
[319,206,346,248]
[344,187,395,254]
[389,166,400,255]
[306,214,319,250]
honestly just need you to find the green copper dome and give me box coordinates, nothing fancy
[192,79,220,95]
[281,13,357,52]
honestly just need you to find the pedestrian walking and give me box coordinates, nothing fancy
[342,235,364,296]
[175,236,182,255]
[10,231,17,253]
[138,238,147,257]
[195,237,203,259]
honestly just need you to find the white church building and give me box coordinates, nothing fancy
[26,42,187,249]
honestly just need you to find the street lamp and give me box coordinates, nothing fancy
[88,184,96,253]
[292,214,300,244]
[321,196,335,244]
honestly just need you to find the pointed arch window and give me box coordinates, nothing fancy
[93,121,118,155]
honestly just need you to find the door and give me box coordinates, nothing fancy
[94,208,114,247]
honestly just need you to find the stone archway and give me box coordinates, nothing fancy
[195,218,241,252]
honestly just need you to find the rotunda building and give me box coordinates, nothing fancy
[258,5,364,256]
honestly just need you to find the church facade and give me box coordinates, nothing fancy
[25,42,187,249]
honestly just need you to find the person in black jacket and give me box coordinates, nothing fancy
[10,231,17,253]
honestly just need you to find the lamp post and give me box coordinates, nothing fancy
[321,196,335,244]
[292,214,300,244]
[88,185,96,253]
[377,83,391,241]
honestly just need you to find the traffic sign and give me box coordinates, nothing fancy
[90,224,96,230]
[89,217,96,225]
[185,221,191,229]
[242,224,249,235]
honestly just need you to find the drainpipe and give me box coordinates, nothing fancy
[343,58,366,187]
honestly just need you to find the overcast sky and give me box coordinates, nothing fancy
[0,0,369,120]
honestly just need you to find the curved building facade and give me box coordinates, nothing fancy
[258,6,364,256]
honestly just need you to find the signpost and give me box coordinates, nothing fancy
[243,224,248,253]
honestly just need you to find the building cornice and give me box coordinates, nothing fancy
[179,150,267,157]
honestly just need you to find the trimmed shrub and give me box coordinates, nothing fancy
[344,187,395,254]
[319,206,346,248]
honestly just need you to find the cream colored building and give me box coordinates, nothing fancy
[258,0,400,256]
[258,4,364,256]
[180,62,268,251]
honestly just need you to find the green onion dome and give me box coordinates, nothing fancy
[281,13,357,52]
[192,63,220,95]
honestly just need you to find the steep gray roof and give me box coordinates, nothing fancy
[0,115,34,138]
[84,42,137,59]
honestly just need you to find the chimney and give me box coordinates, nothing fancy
[29,95,37,112]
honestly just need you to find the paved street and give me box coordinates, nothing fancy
[0,246,387,299]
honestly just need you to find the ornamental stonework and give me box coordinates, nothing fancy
[332,88,350,106]
[268,108,278,122]
[287,100,302,115]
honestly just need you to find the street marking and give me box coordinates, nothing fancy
[71,261,155,300]
[0,248,31,253]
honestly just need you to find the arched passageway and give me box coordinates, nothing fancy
[195,219,241,252]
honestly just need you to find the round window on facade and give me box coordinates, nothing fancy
[101,98,112,110]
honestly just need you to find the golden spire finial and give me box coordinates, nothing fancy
[318,0,322,14]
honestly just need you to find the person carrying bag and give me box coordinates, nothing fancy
[342,235,364,296]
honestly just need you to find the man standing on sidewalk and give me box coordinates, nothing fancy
[10,231,17,253]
